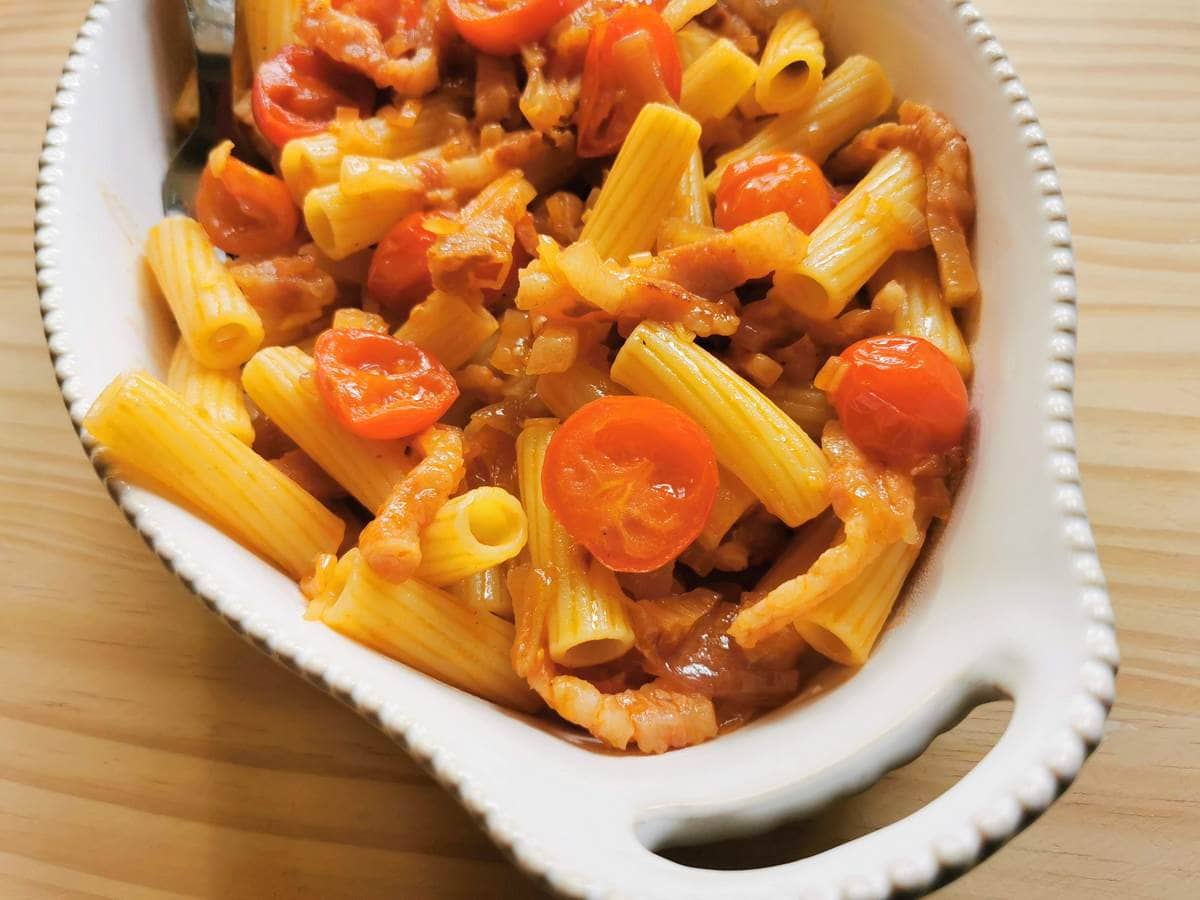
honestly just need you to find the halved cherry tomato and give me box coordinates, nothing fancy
[542,396,718,572]
[335,0,421,41]
[448,0,579,56]
[715,153,836,233]
[366,212,439,310]
[251,45,376,148]
[314,329,459,439]
[576,6,682,157]
[829,336,969,468]
[195,141,298,257]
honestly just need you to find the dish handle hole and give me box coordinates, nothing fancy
[652,698,1014,871]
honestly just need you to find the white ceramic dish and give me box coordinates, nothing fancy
[36,1,1118,896]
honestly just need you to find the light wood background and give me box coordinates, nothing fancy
[1,1,1197,897]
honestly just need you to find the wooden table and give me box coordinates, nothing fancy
[1,1,1196,897]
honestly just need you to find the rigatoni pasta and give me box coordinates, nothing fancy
[416,487,528,586]
[322,551,539,711]
[579,103,701,262]
[611,322,829,527]
[679,38,759,124]
[241,346,412,513]
[84,370,342,578]
[871,250,973,380]
[774,148,927,319]
[708,55,894,189]
[755,9,825,113]
[91,3,979,750]
[145,217,264,368]
[517,420,636,669]
[166,338,255,445]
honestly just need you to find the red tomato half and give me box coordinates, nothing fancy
[715,153,836,233]
[366,212,440,310]
[251,45,376,148]
[576,6,682,157]
[542,396,719,572]
[195,142,298,257]
[314,329,459,440]
[448,0,578,56]
[830,336,969,468]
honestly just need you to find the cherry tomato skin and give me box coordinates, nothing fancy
[251,45,376,148]
[195,143,298,257]
[314,329,459,440]
[448,0,579,56]
[366,212,439,310]
[830,336,969,468]
[715,153,836,233]
[576,6,682,158]
[542,396,719,572]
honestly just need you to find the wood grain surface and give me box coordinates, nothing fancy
[1,1,1197,897]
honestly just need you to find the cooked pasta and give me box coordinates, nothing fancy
[450,564,514,620]
[579,103,701,262]
[95,3,979,751]
[679,38,759,125]
[871,250,973,380]
[241,346,412,513]
[166,338,255,445]
[240,0,299,75]
[517,420,635,669]
[84,370,343,578]
[793,521,929,666]
[774,148,928,320]
[145,217,264,368]
[668,146,714,228]
[611,322,829,527]
[708,55,894,189]
[279,100,466,201]
[322,550,539,711]
[416,487,528,586]
[303,183,419,260]
[393,290,499,371]
[662,0,717,30]
[755,9,825,114]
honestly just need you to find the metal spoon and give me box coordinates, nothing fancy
[161,0,236,215]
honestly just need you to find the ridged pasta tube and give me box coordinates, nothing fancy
[517,419,636,668]
[303,183,420,259]
[611,322,830,527]
[662,0,716,30]
[708,55,893,190]
[166,338,255,445]
[145,217,264,368]
[679,38,759,124]
[239,0,299,74]
[394,290,499,370]
[416,487,528,586]
[580,103,701,262]
[668,146,714,228]
[280,100,465,201]
[450,564,514,619]
[84,370,343,578]
[775,148,927,319]
[793,523,928,666]
[755,9,825,114]
[242,346,412,513]
[871,250,973,380]
[322,551,540,711]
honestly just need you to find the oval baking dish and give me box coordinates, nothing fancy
[35,1,1117,896]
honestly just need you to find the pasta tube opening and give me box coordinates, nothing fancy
[416,487,528,586]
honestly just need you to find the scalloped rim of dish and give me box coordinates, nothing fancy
[33,2,1118,897]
